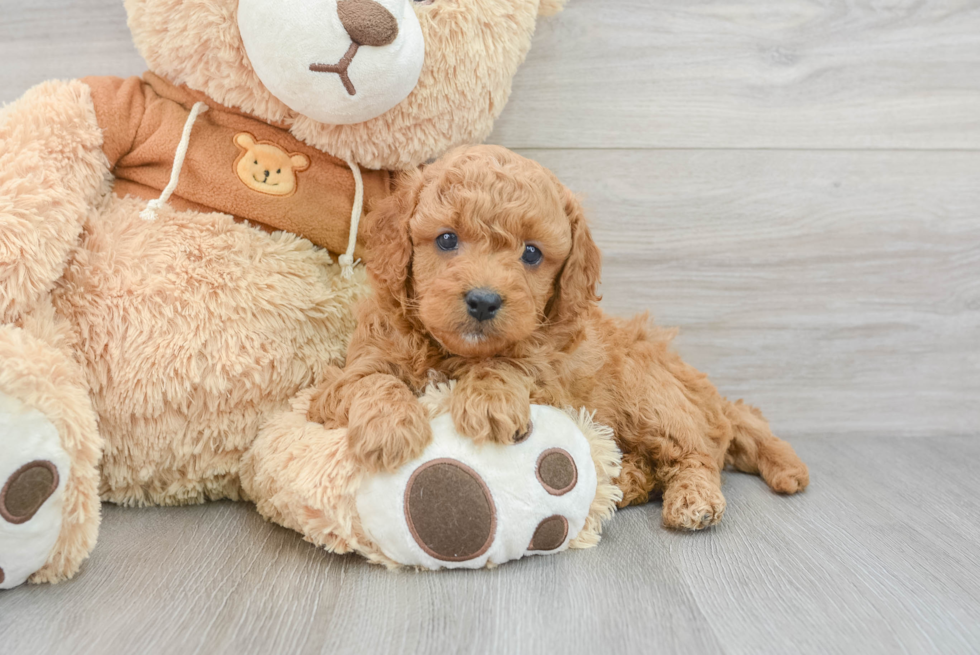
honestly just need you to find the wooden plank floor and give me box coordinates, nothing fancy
[2,0,979,653]
[2,436,979,655]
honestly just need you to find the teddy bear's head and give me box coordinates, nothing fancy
[125,0,567,170]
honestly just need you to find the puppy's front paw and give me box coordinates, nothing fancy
[662,481,726,531]
[347,399,432,474]
[450,379,531,446]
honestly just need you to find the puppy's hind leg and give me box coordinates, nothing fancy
[725,400,809,494]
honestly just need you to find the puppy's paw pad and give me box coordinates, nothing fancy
[536,448,577,496]
[1,460,59,524]
[405,459,496,561]
[528,515,569,551]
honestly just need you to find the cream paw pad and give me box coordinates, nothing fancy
[356,404,621,569]
[0,392,70,589]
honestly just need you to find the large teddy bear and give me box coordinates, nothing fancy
[0,0,622,589]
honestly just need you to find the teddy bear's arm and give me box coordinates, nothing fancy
[0,80,113,323]
[79,76,147,170]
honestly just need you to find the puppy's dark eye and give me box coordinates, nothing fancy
[436,232,458,251]
[522,244,543,266]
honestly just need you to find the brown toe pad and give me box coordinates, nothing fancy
[536,448,577,496]
[529,515,569,551]
[405,459,496,562]
[1,460,60,525]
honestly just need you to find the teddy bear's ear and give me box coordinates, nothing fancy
[234,132,257,151]
[290,153,311,172]
[538,0,569,17]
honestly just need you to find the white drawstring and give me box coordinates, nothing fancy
[140,101,209,221]
[138,101,365,281]
[339,158,364,280]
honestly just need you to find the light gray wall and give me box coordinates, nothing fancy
[2,0,978,438]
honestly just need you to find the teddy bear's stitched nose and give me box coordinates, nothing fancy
[337,0,399,47]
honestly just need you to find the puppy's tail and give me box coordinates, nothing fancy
[725,400,810,494]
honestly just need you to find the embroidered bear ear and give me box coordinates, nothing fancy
[234,132,257,151]
[290,152,311,172]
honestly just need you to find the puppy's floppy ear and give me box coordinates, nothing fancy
[365,167,425,319]
[546,185,602,325]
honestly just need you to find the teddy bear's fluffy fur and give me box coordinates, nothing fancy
[309,146,809,530]
[243,378,624,569]
[1,0,567,584]
[126,0,555,170]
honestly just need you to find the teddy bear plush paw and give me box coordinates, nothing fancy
[244,384,621,570]
[355,404,599,569]
[0,391,71,589]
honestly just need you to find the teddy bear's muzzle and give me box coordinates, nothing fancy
[309,0,400,96]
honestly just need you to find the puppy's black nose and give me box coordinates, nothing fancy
[466,289,502,322]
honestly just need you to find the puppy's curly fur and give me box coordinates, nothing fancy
[310,145,809,530]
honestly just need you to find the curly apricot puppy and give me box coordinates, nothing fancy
[310,145,809,530]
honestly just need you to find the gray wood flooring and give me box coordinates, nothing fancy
[2,437,979,655]
[1,0,979,653]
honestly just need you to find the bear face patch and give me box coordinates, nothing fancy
[233,132,310,197]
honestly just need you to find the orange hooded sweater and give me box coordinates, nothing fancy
[83,73,391,261]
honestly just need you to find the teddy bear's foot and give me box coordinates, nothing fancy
[0,391,72,589]
[356,405,599,569]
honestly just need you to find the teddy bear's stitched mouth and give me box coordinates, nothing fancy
[310,42,360,96]
[252,174,279,186]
